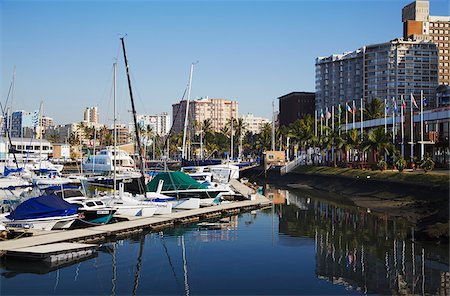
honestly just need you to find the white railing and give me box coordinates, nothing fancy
[280,156,304,175]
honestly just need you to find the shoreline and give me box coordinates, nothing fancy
[243,166,449,243]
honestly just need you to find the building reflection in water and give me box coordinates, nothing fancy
[264,185,449,295]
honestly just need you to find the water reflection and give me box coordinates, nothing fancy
[265,185,450,295]
[1,186,448,295]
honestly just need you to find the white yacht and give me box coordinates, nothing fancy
[82,147,137,174]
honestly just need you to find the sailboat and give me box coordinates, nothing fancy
[100,45,169,216]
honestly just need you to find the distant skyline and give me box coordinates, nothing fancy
[1,0,449,126]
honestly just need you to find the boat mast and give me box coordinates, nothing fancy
[182,62,198,160]
[120,37,145,179]
[113,62,117,198]
[39,101,43,169]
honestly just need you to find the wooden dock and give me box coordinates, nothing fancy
[0,193,271,259]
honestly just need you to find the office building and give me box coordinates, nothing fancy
[241,113,270,134]
[402,0,450,85]
[172,98,238,134]
[278,92,316,127]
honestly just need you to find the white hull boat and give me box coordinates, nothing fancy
[0,214,78,231]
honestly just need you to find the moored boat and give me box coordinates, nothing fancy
[0,195,79,231]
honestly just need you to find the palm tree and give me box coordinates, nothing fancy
[255,123,272,153]
[361,126,395,163]
[48,133,60,144]
[363,98,384,120]
[234,118,247,159]
[67,132,79,147]
[345,129,362,163]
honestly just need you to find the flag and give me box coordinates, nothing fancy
[346,103,352,113]
[320,110,324,119]
[338,104,342,114]
[326,111,331,120]
[401,98,406,110]
[393,98,398,113]
[411,93,418,108]
[352,101,357,114]
[423,97,428,107]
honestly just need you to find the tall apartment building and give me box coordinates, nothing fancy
[315,39,438,109]
[315,51,363,110]
[172,98,238,134]
[402,0,450,85]
[83,106,99,124]
[241,113,270,134]
[136,112,171,136]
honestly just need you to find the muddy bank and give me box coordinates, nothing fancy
[244,168,449,243]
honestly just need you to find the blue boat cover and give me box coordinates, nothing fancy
[3,167,23,177]
[6,195,78,220]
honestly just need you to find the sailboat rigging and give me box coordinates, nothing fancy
[120,37,146,194]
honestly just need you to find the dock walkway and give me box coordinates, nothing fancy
[0,194,271,255]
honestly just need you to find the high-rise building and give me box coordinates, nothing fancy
[10,110,34,138]
[402,0,450,85]
[172,98,238,134]
[83,106,99,124]
[136,112,171,136]
[315,39,438,109]
[241,113,270,134]
[278,92,316,127]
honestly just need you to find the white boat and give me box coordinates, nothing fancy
[0,195,79,231]
[82,147,138,174]
[31,169,74,187]
[101,184,163,216]
[0,214,78,231]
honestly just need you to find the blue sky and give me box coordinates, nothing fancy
[1,0,449,125]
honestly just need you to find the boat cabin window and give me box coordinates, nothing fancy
[54,189,84,198]
[191,175,206,181]
[86,201,95,207]
[95,201,104,206]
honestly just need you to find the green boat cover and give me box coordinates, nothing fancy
[146,171,208,192]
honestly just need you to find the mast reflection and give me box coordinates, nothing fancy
[268,186,449,295]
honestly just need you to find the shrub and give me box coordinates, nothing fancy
[377,160,387,171]
[420,155,435,172]
[394,156,407,172]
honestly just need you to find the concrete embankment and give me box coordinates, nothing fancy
[243,165,449,243]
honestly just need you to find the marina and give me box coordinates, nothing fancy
[0,184,270,259]
[1,186,448,295]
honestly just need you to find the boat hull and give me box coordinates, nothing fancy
[2,214,78,231]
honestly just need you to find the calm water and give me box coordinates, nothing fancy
[1,186,448,295]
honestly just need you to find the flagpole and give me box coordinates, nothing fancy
[320,108,323,136]
[392,97,395,145]
[420,90,424,160]
[360,98,363,141]
[345,103,348,133]
[384,98,387,133]
[410,93,414,161]
[315,110,318,137]
[325,106,329,134]
[401,95,405,158]
[338,103,341,135]
[332,105,335,163]
[352,100,355,130]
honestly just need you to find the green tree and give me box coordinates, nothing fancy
[361,126,395,163]
[363,98,385,120]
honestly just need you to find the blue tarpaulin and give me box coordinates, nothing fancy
[6,195,78,220]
